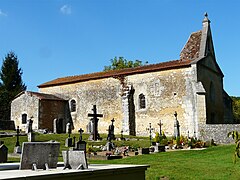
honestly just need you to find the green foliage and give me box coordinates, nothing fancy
[103,56,147,71]
[231,96,240,122]
[228,130,240,163]
[0,52,26,120]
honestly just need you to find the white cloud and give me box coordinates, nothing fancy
[60,5,72,15]
[0,9,7,17]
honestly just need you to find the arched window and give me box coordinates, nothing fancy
[22,114,27,124]
[70,99,76,112]
[139,94,146,109]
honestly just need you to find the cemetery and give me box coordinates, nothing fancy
[1,108,239,179]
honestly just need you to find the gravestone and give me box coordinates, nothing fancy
[141,148,150,154]
[14,126,21,154]
[53,118,64,134]
[65,122,72,147]
[0,143,8,163]
[62,150,88,169]
[19,141,60,170]
[174,111,180,138]
[107,118,115,141]
[88,105,103,141]
[26,119,35,142]
[75,128,86,152]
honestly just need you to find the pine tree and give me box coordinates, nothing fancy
[0,52,26,120]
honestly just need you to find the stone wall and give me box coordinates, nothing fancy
[198,124,240,144]
[39,66,201,137]
[11,92,39,131]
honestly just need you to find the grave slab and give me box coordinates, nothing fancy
[19,142,60,170]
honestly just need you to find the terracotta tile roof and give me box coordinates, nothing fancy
[180,30,202,61]
[22,91,66,100]
[38,59,192,88]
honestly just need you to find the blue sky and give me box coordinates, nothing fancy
[0,0,239,96]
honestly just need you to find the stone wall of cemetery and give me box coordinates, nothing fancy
[198,124,240,144]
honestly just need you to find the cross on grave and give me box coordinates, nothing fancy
[146,123,154,146]
[75,128,86,152]
[78,128,84,142]
[107,118,115,141]
[157,120,163,137]
[88,105,103,141]
[15,126,20,147]
[174,111,180,138]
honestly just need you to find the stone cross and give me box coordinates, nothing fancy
[146,123,154,146]
[174,111,180,138]
[78,128,84,142]
[15,126,20,147]
[88,105,103,141]
[157,120,163,136]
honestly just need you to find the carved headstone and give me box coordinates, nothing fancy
[19,142,60,170]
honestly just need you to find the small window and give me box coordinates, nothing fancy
[22,114,27,124]
[139,94,146,109]
[70,99,76,112]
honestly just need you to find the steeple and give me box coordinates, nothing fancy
[199,12,215,58]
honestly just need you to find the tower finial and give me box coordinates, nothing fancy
[203,12,210,23]
[204,12,208,18]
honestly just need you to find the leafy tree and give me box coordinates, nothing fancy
[0,52,26,120]
[228,131,240,163]
[231,96,240,122]
[104,56,148,71]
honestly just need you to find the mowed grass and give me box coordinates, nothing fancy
[1,133,240,179]
[89,145,240,180]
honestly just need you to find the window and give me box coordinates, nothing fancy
[139,94,146,109]
[70,99,76,112]
[22,114,27,124]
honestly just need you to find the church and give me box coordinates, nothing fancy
[11,14,237,143]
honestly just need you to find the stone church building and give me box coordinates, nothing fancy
[11,14,238,143]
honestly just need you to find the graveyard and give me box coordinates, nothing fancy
[0,128,240,179]
[0,105,239,179]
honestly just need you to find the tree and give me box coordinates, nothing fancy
[0,52,26,120]
[228,131,240,164]
[231,96,240,122]
[104,56,148,71]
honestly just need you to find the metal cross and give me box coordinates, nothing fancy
[157,120,163,136]
[15,126,20,147]
[146,123,154,146]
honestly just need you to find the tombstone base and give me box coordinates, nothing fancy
[65,138,72,147]
[62,150,88,169]
[14,146,21,154]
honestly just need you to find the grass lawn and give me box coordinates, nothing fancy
[89,145,240,180]
[1,133,240,179]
